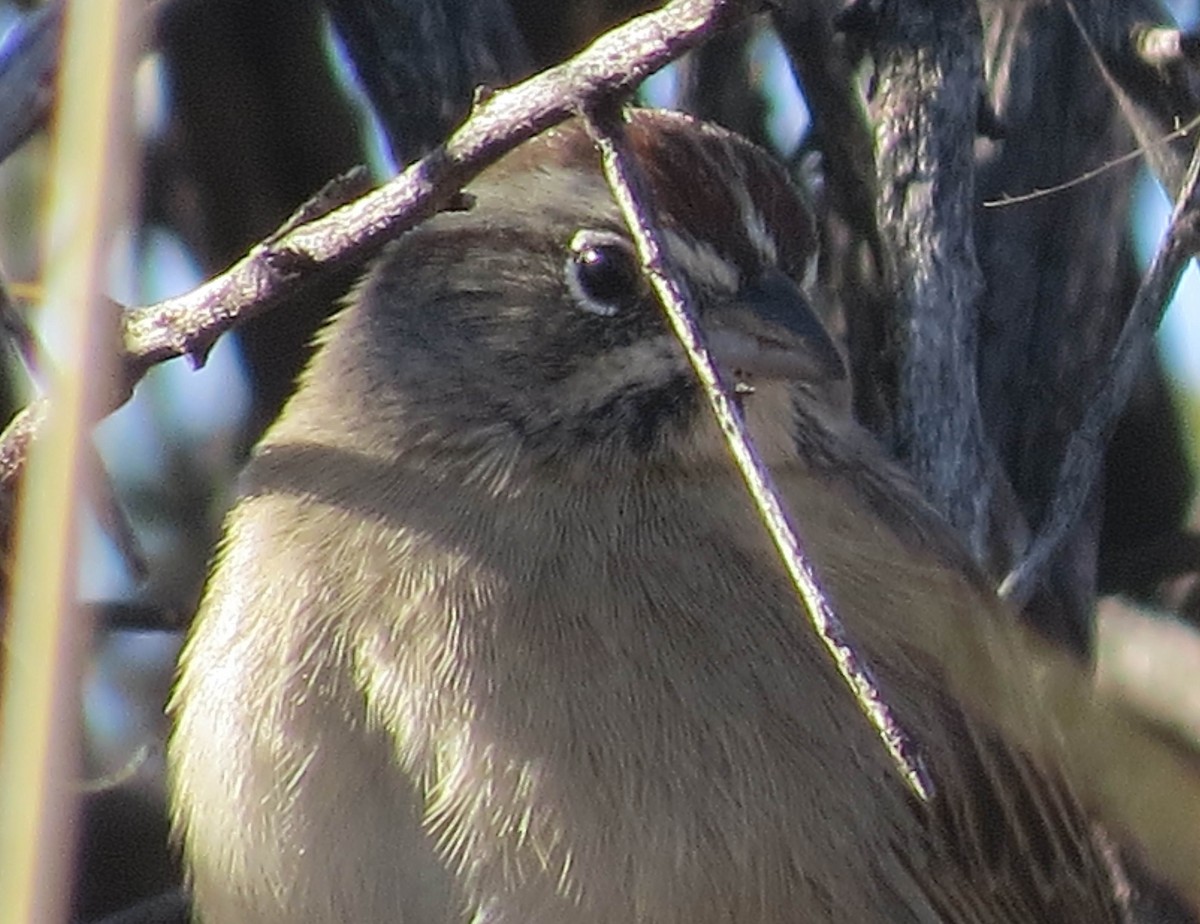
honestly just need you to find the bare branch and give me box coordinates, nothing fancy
[1,0,764,491]
[1059,2,1200,199]
[121,0,759,371]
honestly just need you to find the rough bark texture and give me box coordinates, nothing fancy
[870,0,1001,566]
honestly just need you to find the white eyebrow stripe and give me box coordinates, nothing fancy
[661,229,740,293]
[730,181,779,268]
[800,247,817,292]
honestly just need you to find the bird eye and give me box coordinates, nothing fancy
[565,229,642,317]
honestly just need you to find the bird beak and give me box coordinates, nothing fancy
[707,268,846,389]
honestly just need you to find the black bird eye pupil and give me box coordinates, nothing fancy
[578,246,635,301]
[567,230,641,317]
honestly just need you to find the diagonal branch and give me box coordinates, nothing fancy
[584,102,935,804]
[0,0,764,492]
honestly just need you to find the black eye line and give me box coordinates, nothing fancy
[518,372,699,458]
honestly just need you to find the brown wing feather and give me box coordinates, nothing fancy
[900,684,1128,923]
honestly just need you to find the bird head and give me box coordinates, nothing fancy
[289,109,846,480]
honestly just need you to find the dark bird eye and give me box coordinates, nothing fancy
[565,229,642,317]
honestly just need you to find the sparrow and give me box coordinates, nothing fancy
[169,108,1198,923]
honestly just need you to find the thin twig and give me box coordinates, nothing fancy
[1067,0,1199,199]
[1001,130,1200,606]
[770,3,880,259]
[981,112,1200,209]
[85,443,149,581]
[76,743,151,794]
[584,103,934,804]
[261,165,375,244]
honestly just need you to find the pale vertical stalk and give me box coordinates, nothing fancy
[0,4,132,923]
